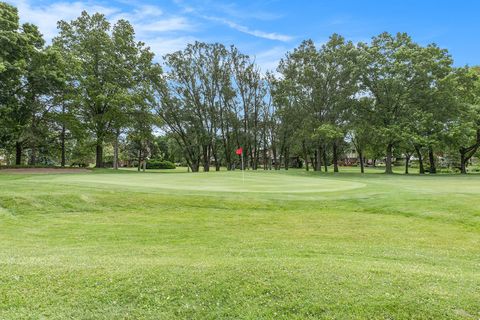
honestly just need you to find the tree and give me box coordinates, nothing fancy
[54,12,151,167]
[348,98,375,173]
[443,68,480,174]
[0,4,64,165]
[359,32,419,174]
[277,35,360,172]
[157,42,265,172]
[406,43,454,174]
[231,47,269,170]
[158,43,226,172]
[0,2,24,154]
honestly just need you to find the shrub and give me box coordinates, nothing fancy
[70,162,89,168]
[146,160,176,169]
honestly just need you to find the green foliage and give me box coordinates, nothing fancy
[145,160,176,169]
[1,2,480,174]
[276,35,360,171]
[53,11,161,167]
[158,42,269,172]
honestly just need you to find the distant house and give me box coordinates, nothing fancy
[342,148,359,166]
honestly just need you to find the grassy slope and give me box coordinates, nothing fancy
[0,168,479,319]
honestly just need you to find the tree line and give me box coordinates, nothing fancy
[1,3,480,174]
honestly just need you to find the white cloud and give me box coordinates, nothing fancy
[133,5,163,17]
[110,4,165,26]
[14,0,120,41]
[173,0,292,42]
[204,15,293,42]
[11,0,198,59]
[10,0,291,65]
[137,17,194,33]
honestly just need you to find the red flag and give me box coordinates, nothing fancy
[235,147,243,155]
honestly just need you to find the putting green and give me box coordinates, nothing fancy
[24,171,366,194]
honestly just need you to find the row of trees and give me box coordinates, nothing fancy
[1,3,480,173]
[276,34,480,174]
[1,3,162,169]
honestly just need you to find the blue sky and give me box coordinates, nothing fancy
[10,0,480,71]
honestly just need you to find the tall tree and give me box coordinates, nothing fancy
[54,12,149,167]
[406,43,454,174]
[359,33,419,174]
[444,68,480,174]
[0,2,24,154]
[277,35,359,172]
[348,98,375,173]
[0,4,63,165]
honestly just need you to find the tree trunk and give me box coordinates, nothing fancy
[428,147,436,174]
[315,147,322,171]
[278,144,285,171]
[189,161,199,173]
[202,145,210,172]
[272,147,279,170]
[385,143,393,174]
[460,149,467,174]
[95,141,103,168]
[333,142,339,173]
[302,140,309,171]
[284,148,289,170]
[211,144,220,171]
[113,130,120,170]
[415,146,425,174]
[60,123,66,167]
[263,147,267,170]
[15,142,22,165]
[323,150,328,172]
[253,145,259,170]
[458,130,480,174]
[309,154,315,171]
[137,149,142,172]
[405,154,411,174]
[359,150,365,174]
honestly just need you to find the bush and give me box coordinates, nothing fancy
[70,162,89,168]
[438,167,461,174]
[146,160,176,170]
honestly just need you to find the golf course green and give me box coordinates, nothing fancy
[0,168,479,319]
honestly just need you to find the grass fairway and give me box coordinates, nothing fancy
[0,169,479,319]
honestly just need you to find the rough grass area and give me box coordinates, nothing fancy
[0,168,479,319]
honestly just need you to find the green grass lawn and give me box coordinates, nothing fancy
[0,168,479,319]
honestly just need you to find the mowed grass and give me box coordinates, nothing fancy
[0,168,479,319]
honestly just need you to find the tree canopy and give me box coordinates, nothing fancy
[1,2,480,174]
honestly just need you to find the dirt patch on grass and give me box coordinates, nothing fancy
[0,168,91,174]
